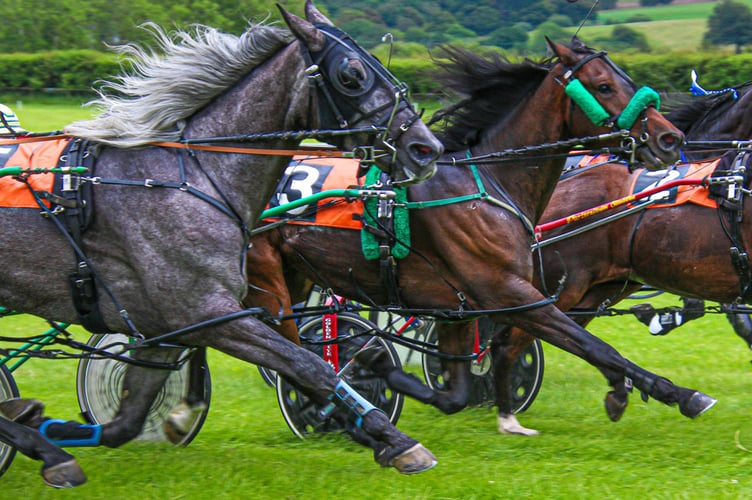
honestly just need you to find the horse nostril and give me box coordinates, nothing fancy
[410,143,439,165]
[661,132,684,151]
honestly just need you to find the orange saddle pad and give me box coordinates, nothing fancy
[0,138,69,208]
[262,155,366,230]
[629,159,719,210]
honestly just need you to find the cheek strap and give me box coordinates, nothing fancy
[565,79,661,130]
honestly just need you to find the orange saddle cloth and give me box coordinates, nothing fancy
[629,159,719,210]
[262,155,366,230]
[0,138,69,208]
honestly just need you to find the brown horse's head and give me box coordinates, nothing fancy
[547,36,684,168]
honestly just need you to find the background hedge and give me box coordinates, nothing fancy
[1,50,749,97]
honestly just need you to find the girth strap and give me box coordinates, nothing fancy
[58,139,110,333]
[713,150,752,301]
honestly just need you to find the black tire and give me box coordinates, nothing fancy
[76,333,211,445]
[0,364,20,478]
[276,313,403,438]
[421,318,545,413]
[258,366,277,387]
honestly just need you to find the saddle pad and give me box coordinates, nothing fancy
[0,138,69,208]
[263,155,365,230]
[629,159,719,210]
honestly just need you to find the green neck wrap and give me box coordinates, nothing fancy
[564,78,661,130]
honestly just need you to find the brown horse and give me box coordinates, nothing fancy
[243,37,713,438]
[484,79,752,435]
[489,148,752,435]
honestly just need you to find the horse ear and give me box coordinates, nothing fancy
[277,3,326,52]
[304,0,334,25]
[545,36,576,66]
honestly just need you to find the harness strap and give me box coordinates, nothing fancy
[56,140,111,333]
[404,158,534,233]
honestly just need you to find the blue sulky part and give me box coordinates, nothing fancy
[39,419,102,447]
[323,380,381,427]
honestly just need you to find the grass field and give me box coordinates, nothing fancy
[574,0,752,53]
[2,298,752,499]
[1,101,752,498]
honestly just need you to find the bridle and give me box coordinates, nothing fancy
[302,24,422,169]
[554,50,661,139]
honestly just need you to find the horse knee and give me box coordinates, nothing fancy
[433,394,467,414]
[100,417,145,447]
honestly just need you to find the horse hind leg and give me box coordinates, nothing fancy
[489,327,540,436]
[164,347,209,444]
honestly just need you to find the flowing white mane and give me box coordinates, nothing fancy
[64,22,295,147]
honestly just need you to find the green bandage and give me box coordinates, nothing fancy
[616,86,660,130]
[361,166,411,260]
[565,78,610,126]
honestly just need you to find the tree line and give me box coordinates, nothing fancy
[0,0,599,52]
[2,1,751,55]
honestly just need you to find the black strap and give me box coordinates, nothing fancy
[59,139,111,333]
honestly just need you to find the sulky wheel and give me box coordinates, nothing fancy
[421,317,545,412]
[276,312,403,438]
[76,333,211,445]
[0,364,20,478]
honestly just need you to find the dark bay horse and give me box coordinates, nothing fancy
[664,79,752,149]
[486,80,752,435]
[489,150,752,434]
[243,38,714,439]
[0,1,444,475]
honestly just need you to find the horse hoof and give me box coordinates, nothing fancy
[0,397,45,425]
[164,401,206,444]
[680,391,717,419]
[42,459,87,488]
[388,443,437,474]
[604,391,628,422]
[497,414,539,436]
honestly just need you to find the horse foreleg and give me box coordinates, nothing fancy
[195,314,436,474]
[507,302,716,420]
[0,415,86,488]
[357,321,474,414]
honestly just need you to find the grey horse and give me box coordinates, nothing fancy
[0,0,443,479]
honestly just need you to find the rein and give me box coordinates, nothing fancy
[0,129,383,160]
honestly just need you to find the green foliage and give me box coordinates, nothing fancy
[596,25,652,53]
[485,24,530,52]
[0,50,120,92]
[703,0,752,53]
[528,21,574,55]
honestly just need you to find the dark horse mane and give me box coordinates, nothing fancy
[663,81,752,134]
[427,39,595,152]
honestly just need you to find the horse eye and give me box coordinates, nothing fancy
[338,58,366,89]
[597,84,613,94]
